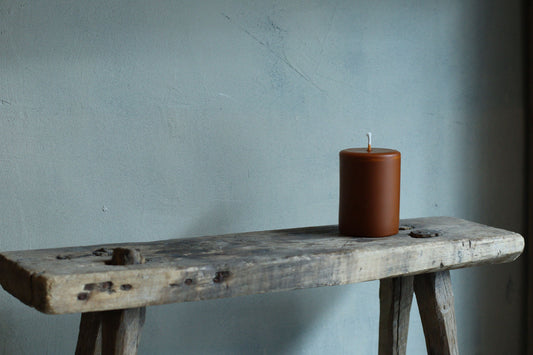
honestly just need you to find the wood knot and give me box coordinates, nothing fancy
[106,248,145,266]
[120,284,133,291]
[83,281,115,294]
[213,271,231,283]
[409,229,440,238]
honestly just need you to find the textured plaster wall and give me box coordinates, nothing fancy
[0,1,525,354]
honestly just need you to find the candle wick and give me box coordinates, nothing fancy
[366,132,372,152]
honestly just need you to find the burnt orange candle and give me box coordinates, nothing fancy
[339,133,400,237]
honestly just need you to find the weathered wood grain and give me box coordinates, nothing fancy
[0,217,524,314]
[414,271,459,355]
[378,276,414,355]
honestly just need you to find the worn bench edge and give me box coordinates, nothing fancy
[2,231,522,315]
[0,255,34,309]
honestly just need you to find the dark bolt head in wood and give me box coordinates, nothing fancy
[84,283,96,291]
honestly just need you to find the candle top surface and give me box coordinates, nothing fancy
[341,148,400,158]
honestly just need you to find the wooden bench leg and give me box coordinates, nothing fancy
[101,307,146,355]
[75,307,145,355]
[378,276,414,355]
[75,248,146,355]
[75,312,102,355]
[414,270,459,355]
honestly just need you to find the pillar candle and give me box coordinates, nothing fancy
[339,133,401,237]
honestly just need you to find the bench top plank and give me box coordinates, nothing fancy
[0,217,524,315]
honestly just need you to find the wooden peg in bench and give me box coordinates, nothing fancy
[75,248,146,355]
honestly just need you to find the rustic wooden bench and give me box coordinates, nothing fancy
[0,217,524,355]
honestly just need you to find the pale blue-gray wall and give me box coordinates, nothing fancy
[0,1,525,354]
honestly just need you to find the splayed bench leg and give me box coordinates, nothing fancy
[414,270,459,355]
[75,307,146,355]
[75,247,146,355]
[378,276,414,355]
[75,312,102,355]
